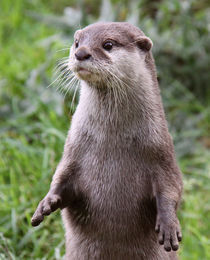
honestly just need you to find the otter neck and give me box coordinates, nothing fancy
[79,79,163,128]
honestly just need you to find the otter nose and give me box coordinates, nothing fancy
[75,48,91,61]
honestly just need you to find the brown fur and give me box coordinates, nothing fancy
[32,22,183,259]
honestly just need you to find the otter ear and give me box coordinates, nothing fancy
[136,36,153,52]
[74,29,82,38]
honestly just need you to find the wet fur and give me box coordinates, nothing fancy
[32,22,183,259]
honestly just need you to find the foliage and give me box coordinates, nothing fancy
[0,0,209,259]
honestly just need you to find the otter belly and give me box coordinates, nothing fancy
[69,137,155,233]
[61,139,178,260]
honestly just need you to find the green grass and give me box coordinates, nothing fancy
[0,0,210,259]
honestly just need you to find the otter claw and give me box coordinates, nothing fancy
[155,215,182,252]
[31,194,61,226]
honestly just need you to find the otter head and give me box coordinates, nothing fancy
[68,22,153,88]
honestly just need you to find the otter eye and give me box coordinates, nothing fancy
[75,40,79,48]
[103,41,113,51]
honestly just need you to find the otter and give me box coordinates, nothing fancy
[31,22,183,260]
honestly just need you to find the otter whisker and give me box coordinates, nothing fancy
[92,60,137,111]
[65,76,78,95]
[56,48,70,53]
[54,62,69,74]
[55,74,75,93]
[54,62,69,71]
[47,71,70,89]
[62,74,79,97]
[71,80,80,108]
[59,75,77,96]
[53,66,69,79]
[52,71,73,90]
[56,56,70,62]
[107,69,127,102]
[100,64,128,107]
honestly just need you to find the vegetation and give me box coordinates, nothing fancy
[0,0,209,259]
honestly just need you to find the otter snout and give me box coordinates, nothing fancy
[75,47,91,61]
[72,46,94,80]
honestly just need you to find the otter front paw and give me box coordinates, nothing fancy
[31,193,61,227]
[155,215,182,252]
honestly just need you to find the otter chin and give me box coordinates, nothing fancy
[32,22,183,260]
[71,62,101,83]
[76,67,91,79]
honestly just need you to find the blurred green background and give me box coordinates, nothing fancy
[0,0,209,259]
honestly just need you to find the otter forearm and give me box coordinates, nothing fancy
[31,163,75,227]
[49,158,78,207]
[153,168,182,252]
[156,194,177,216]
[31,140,77,226]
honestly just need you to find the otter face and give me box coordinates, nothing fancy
[68,22,153,87]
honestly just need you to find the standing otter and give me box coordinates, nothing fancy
[31,22,183,259]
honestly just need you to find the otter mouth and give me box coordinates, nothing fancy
[75,66,92,78]
[77,66,89,72]
[73,65,102,82]
[71,62,101,82]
